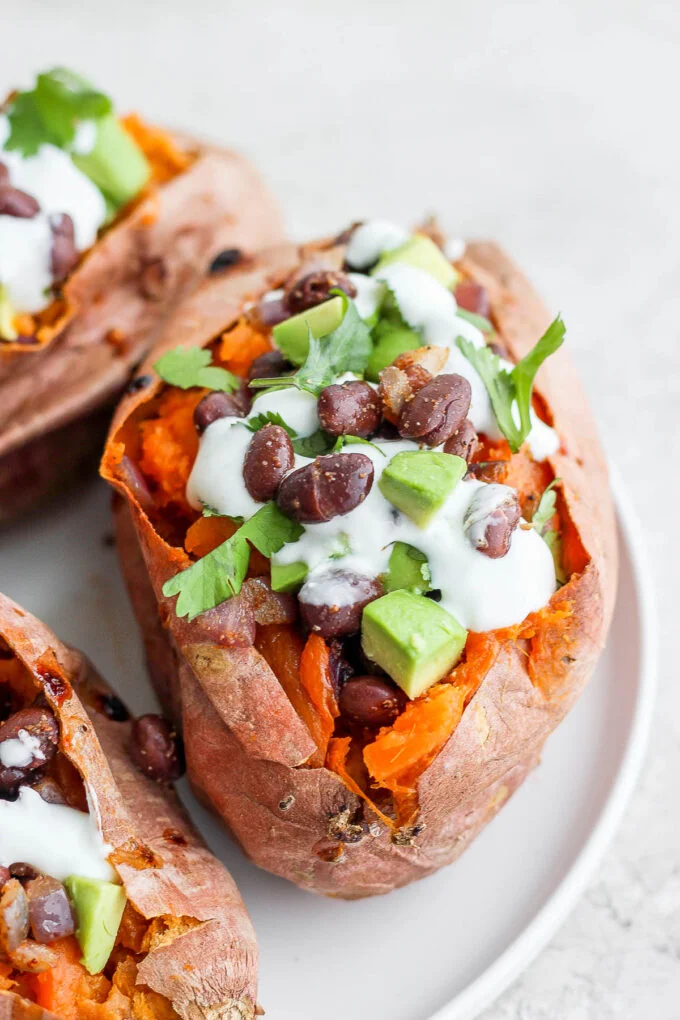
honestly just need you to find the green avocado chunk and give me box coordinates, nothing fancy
[365,324,421,381]
[370,234,459,290]
[72,114,150,211]
[64,876,126,975]
[383,542,431,595]
[379,451,467,527]
[362,590,467,698]
[270,560,308,593]
[272,296,345,365]
[0,285,18,341]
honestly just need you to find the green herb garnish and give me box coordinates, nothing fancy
[291,429,336,457]
[6,68,112,157]
[154,346,240,393]
[456,315,565,453]
[249,291,372,397]
[456,308,493,333]
[163,502,303,620]
[245,411,296,437]
[333,435,386,456]
[532,479,560,534]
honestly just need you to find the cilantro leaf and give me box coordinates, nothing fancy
[291,429,336,457]
[245,411,296,437]
[154,346,240,393]
[6,68,112,157]
[162,502,303,619]
[532,479,561,534]
[456,315,565,452]
[200,501,224,518]
[163,532,250,621]
[456,308,493,333]
[240,502,303,557]
[544,529,567,586]
[249,291,372,397]
[333,435,386,456]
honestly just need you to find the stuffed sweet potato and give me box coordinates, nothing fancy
[0,592,259,1019]
[102,220,618,898]
[0,67,282,525]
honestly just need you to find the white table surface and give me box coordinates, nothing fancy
[5,1,678,1016]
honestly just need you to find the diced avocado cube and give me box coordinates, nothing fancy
[379,451,467,527]
[270,560,308,593]
[0,285,18,341]
[72,114,150,210]
[371,234,459,290]
[362,590,467,698]
[383,542,431,595]
[272,296,345,366]
[366,324,421,381]
[64,876,126,975]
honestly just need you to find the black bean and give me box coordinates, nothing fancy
[317,380,382,438]
[463,484,521,559]
[299,572,383,638]
[277,453,374,523]
[243,425,295,502]
[443,419,479,461]
[247,349,290,382]
[193,389,248,434]
[50,213,78,280]
[130,715,184,783]
[339,677,407,728]
[285,270,357,315]
[328,639,354,698]
[398,373,472,446]
[26,877,75,944]
[209,248,243,274]
[454,281,491,318]
[0,708,59,795]
[99,693,130,722]
[32,778,67,805]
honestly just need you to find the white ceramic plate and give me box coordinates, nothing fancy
[0,473,655,1020]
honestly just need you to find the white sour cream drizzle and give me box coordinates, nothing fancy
[188,387,556,632]
[0,115,106,314]
[345,220,409,270]
[0,786,116,883]
[0,730,44,768]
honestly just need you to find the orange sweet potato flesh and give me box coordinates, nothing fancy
[219,319,273,377]
[102,239,618,898]
[0,593,259,1019]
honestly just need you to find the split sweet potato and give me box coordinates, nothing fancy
[0,123,283,526]
[101,236,618,898]
[0,593,259,1018]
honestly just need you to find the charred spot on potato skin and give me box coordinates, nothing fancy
[208,248,243,274]
[162,828,188,846]
[278,794,295,811]
[98,693,130,722]
[562,654,576,664]
[327,804,365,844]
[35,660,70,705]
[391,823,425,847]
[313,839,346,863]
[126,374,153,395]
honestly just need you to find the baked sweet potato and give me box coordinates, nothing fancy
[0,593,259,1018]
[101,223,618,898]
[0,69,283,526]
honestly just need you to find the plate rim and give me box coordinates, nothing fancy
[428,470,659,1020]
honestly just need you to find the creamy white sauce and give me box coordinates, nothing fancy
[0,115,107,316]
[463,483,517,551]
[348,273,385,321]
[444,237,466,262]
[272,437,555,632]
[375,261,560,459]
[0,787,116,883]
[0,730,45,769]
[345,220,409,270]
[260,288,284,303]
[300,567,367,607]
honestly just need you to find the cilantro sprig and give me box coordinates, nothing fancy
[249,291,372,397]
[6,68,112,157]
[456,315,565,453]
[456,308,493,333]
[163,502,303,620]
[532,479,560,534]
[154,346,240,394]
[245,411,295,437]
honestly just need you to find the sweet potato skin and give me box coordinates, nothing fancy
[0,593,259,1019]
[0,134,283,527]
[103,240,618,898]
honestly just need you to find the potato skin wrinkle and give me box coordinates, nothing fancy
[102,238,617,899]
